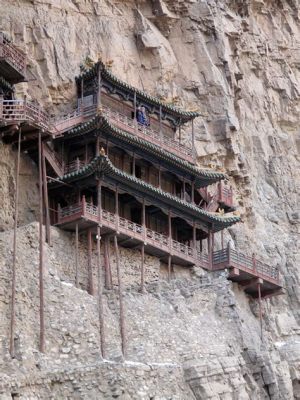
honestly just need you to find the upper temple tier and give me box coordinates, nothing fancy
[75,60,200,126]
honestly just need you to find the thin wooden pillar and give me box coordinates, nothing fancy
[178,118,182,143]
[132,152,136,176]
[258,282,263,341]
[207,230,212,269]
[42,144,51,245]
[158,165,161,189]
[159,105,162,137]
[96,226,106,358]
[9,127,21,358]
[75,223,79,288]
[182,179,186,201]
[104,236,112,289]
[38,131,45,353]
[168,210,172,248]
[192,119,195,159]
[191,181,195,204]
[141,243,145,293]
[193,222,197,253]
[133,91,137,121]
[115,185,119,233]
[168,254,172,282]
[87,229,95,296]
[114,235,127,358]
[97,64,102,107]
[81,78,84,108]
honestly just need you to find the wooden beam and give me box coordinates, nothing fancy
[114,235,127,358]
[104,235,112,289]
[75,223,79,288]
[168,254,172,282]
[87,229,95,296]
[9,128,21,358]
[141,243,145,293]
[42,144,51,245]
[258,282,263,341]
[96,226,106,358]
[38,131,45,353]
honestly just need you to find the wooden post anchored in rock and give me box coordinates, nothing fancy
[38,131,45,353]
[114,235,127,359]
[168,254,172,282]
[258,281,263,341]
[104,236,112,289]
[87,228,95,296]
[41,143,51,245]
[141,243,145,293]
[75,223,79,288]
[96,226,106,358]
[9,127,21,358]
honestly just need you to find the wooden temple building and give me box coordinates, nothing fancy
[0,34,282,355]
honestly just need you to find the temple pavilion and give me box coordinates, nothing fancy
[0,35,281,300]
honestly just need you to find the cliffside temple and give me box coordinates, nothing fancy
[0,14,293,396]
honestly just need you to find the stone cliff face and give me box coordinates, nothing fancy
[0,0,299,399]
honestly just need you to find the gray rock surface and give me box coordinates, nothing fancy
[0,0,299,398]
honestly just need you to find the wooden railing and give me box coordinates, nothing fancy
[0,99,50,131]
[212,248,279,283]
[57,201,209,268]
[101,105,194,161]
[218,182,233,207]
[51,103,194,162]
[64,159,86,174]
[0,33,26,76]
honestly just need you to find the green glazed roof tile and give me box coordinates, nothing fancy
[58,114,226,186]
[50,154,240,229]
[75,61,200,121]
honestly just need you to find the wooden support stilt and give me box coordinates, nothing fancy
[87,229,95,296]
[38,131,45,353]
[168,254,172,282]
[258,282,263,341]
[42,144,51,245]
[96,226,106,358]
[75,223,79,288]
[114,235,127,358]
[9,127,21,358]
[141,243,145,293]
[193,222,196,255]
[192,119,195,160]
[159,104,162,138]
[104,236,112,289]
[191,180,195,204]
[207,230,212,269]
[97,64,102,107]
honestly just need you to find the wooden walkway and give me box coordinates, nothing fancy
[56,201,281,297]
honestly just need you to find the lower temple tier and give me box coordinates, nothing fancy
[56,201,282,298]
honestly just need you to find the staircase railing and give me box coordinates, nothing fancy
[0,33,26,76]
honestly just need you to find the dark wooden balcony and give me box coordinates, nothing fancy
[0,99,50,134]
[212,248,281,297]
[52,105,194,163]
[0,33,26,83]
[56,200,210,269]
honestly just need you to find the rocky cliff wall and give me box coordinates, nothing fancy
[0,0,299,399]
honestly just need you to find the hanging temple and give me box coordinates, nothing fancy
[0,33,282,355]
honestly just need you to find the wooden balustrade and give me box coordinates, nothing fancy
[57,202,209,267]
[212,248,279,283]
[0,33,26,76]
[0,99,50,131]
